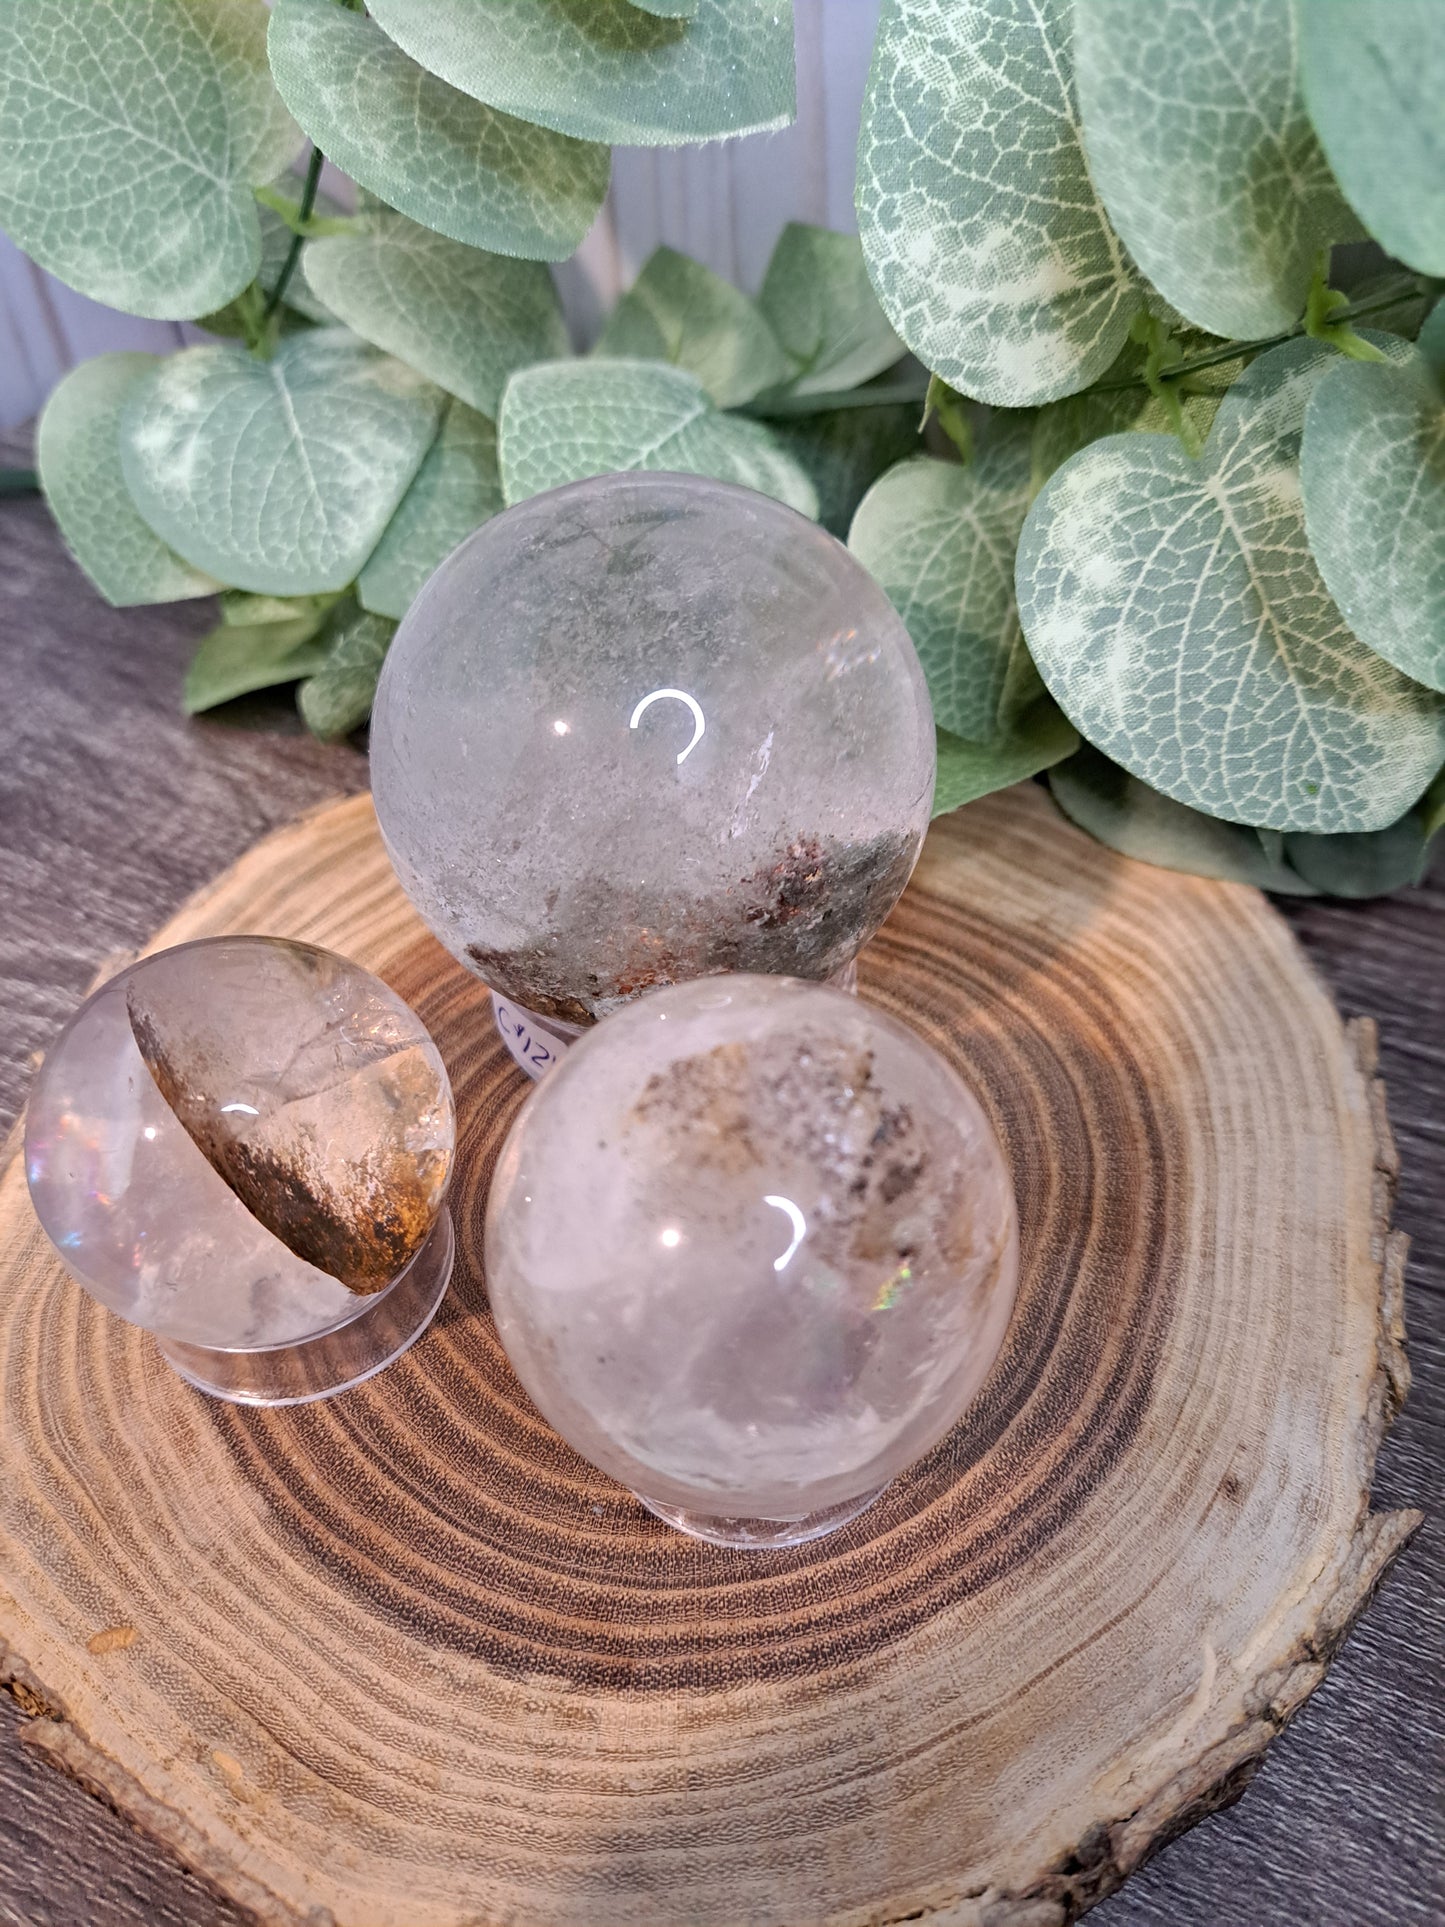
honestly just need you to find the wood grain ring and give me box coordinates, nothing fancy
[0,784,1417,1927]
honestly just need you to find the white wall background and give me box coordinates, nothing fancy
[0,0,881,431]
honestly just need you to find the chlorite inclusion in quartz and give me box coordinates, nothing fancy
[485,975,1019,1545]
[370,473,936,1028]
[25,937,454,1354]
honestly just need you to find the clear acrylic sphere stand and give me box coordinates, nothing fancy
[636,1484,887,1550]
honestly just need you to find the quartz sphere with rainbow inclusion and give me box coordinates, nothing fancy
[484,975,1019,1545]
[369,473,936,1028]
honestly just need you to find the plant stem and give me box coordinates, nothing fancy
[0,468,39,497]
[262,145,325,330]
[741,375,930,419]
[740,279,1433,423]
[1092,282,1424,394]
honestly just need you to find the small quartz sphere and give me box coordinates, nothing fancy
[484,975,1018,1546]
[370,473,936,1029]
[25,938,455,1400]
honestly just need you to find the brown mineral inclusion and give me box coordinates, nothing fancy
[128,958,450,1296]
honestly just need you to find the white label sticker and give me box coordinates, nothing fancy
[492,996,570,1080]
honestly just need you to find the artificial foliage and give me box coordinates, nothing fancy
[3,0,1443,895]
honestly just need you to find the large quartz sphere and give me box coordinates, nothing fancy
[25,938,454,1349]
[485,976,1018,1543]
[370,473,936,1028]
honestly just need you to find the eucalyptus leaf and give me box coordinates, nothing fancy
[1283,815,1434,899]
[1030,386,1157,492]
[1300,345,1445,692]
[1016,336,1445,834]
[184,612,336,714]
[596,247,793,407]
[1421,766,1445,842]
[268,0,608,261]
[498,359,818,517]
[365,0,794,147]
[1074,0,1358,341]
[758,224,902,397]
[37,354,219,607]
[856,0,1144,407]
[120,330,443,596]
[1300,0,1445,277]
[772,402,919,539]
[933,703,1079,819]
[1048,744,1320,892]
[198,189,343,334]
[221,589,340,628]
[358,402,504,619]
[302,210,567,416]
[849,429,1033,739]
[1030,330,1240,486]
[0,0,300,319]
[298,606,397,740]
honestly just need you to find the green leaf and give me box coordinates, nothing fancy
[268,0,608,262]
[36,354,219,608]
[1048,745,1321,892]
[1016,335,1445,834]
[1074,0,1358,341]
[1420,766,1445,842]
[120,330,443,596]
[1030,329,1241,486]
[1300,0,1445,277]
[0,0,300,319]
[922,376,975,465]
[1283,815,1434,899]
[184,611,336,714]
[771,402,919,539]
[197,187,344,335]
[358,402,503,619]
[1301,258,1390,366]
[302,210,567,417]
[596,247,793,408]
[757,224,902,397]
[856,0,1144,407]
[1319,270,1432,346]
[628,0,698,16]
[849,430,1033,739]
[220,589,340,628]
[1301,345,1445,693]
[365,0,794,146]
[933,703,1078,818]
[497,359,818,516]
[298,606,397,740]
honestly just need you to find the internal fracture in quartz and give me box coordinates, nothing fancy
[484,975,1019,1533]
[370,473,937,1026]
[25,938,455,1350]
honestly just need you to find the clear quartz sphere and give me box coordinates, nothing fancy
[484,975,1019,1546]
[25,939,455,1389]
[370,473,936,1029]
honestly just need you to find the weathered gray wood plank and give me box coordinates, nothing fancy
[0,426,1439,1926]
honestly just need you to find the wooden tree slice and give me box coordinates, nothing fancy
[0,785,1417,1927]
